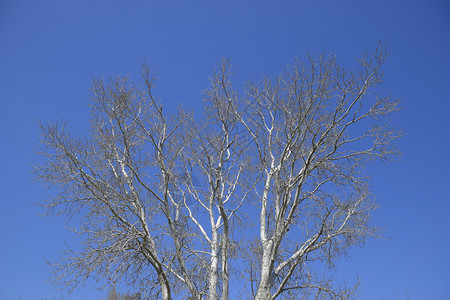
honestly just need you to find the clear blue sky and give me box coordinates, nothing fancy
[1,0,449,299]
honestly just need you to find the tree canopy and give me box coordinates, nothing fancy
[35,44,401,299]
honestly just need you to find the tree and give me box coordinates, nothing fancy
[103,286,141,300]
[34,44,401,299]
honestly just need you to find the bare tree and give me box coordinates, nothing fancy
[34,44,400,299]
[35,68,201,299]
[103,286,141,300]
[240,45,401,299]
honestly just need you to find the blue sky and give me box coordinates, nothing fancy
[1,0,449,299]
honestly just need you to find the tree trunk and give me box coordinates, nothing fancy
[221,222,229,300]
[158,272,172,300]
[209,231,219,300]
[255,241,274,300]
